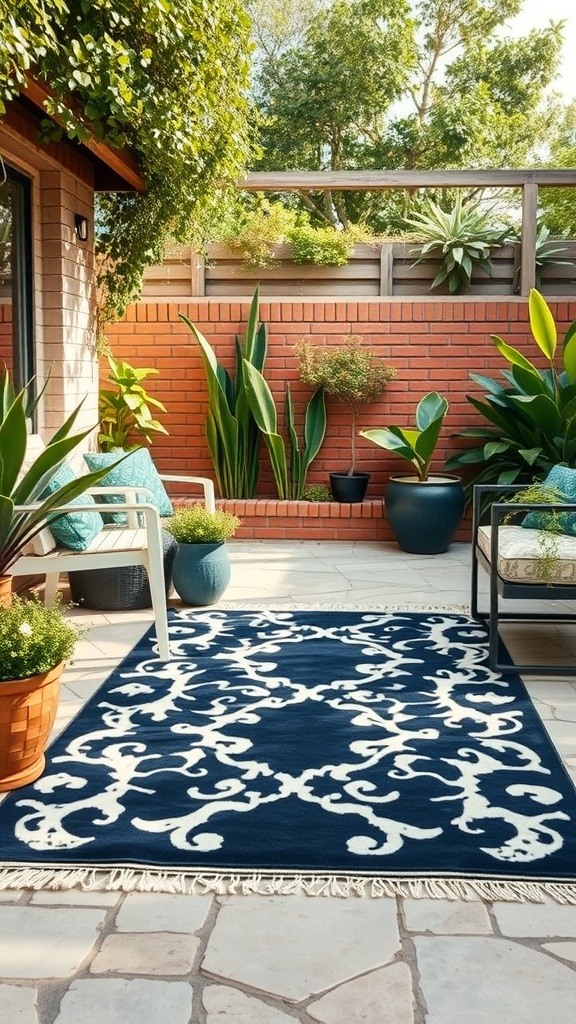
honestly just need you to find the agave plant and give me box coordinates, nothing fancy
[0,370,125,577]
[242,362,326,500]
[446,289,576,492]
[406,195,509,294]
[360,392,449,481]
[179,287,267,498]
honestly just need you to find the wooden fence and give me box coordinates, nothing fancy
[141,241,576,299]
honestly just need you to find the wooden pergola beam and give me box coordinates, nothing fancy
[238,169,576,190]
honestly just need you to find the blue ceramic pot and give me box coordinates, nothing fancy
[385,475,465,554]
[172,541,231,606]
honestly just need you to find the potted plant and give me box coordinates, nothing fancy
[165,504,241,605]
[0,595,82,790]
[360,392,464,553]
[295,336,397,502]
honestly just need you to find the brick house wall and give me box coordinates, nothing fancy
[0,100,99,442]
[104,296,576,541]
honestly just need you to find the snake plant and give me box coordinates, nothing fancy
[179,288,266,498]
[242,362,326,500]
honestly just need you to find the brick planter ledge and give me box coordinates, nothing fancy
[177,497,472,543]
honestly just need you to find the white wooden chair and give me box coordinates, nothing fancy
[9,437,216,661]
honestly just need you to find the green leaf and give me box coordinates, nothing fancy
[529,289,557,359]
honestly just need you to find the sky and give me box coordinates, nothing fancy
[512,0,576,101]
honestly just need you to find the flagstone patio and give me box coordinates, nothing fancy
[1,540,576,1024]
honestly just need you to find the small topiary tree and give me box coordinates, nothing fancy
[295,336,397,475]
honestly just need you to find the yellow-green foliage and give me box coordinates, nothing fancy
[166,505,241,544]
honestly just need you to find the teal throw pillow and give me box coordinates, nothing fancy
[43,464,104,550]
[522,465,576,536]
[83,448,173,524]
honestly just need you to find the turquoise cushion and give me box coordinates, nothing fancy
[83,449,173,524]
[522,466,576,536]
[43,464,104,550]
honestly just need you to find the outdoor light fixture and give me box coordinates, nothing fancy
[74,214,90,242]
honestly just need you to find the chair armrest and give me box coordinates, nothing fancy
[159,474,216,512]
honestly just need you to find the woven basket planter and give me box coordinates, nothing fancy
[68,530,177,611]
[0,661,63,791]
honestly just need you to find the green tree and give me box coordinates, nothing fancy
[0,0,255,321]
[250,0,568,231]
[254,0,416,227]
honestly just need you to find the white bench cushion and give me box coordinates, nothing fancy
[478,524,576,584]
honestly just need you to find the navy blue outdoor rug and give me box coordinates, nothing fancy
[1,609,576,902]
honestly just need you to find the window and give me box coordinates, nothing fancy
[0,161,33,389]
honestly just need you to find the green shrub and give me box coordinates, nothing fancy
[166,505,241,544]
[287,226,355,266]
[0,595,81,681]
[302,484,333,502]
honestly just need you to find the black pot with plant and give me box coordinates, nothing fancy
[295,336,397,502]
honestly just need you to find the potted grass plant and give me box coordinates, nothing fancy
[0,595,82,791]
[165,505,241,606]
[295,336,397,502]
[360,392,464,553]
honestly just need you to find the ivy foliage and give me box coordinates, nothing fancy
[0,0,255,320]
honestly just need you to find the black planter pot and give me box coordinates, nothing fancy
[385,475,465,554]
[329,472,370,503]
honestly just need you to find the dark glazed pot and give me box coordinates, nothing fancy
[329,472,370,503]
[385,475,465,554]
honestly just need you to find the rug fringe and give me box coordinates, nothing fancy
[215,602,471,613]
[1,867,575,903]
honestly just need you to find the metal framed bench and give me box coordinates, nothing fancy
[470,483,576,675]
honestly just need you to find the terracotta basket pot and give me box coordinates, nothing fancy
[0,662,64,791]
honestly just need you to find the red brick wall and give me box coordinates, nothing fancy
[105,298,576,540]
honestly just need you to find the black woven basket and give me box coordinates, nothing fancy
[68,530,178,611]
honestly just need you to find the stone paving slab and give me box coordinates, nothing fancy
[90,932,199,976]
[203,984,295,1022]
[202,895,400,1002]
[402,897,492,934]
[0,984,39,1023]
[307,963,414,1024]
[53,978,193,1024]
[492,900,576,937]
[414,935,576,1024]
[0,907,105,978]
[114,891,212,933]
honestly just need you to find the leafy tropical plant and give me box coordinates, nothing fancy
[0,370,127,577]
[295,337,397,475]
[98,356,168,451]
[242,363,326,500]
[179,288,267,498]
[165,505,240,545]
[0,594,81,681]
[445,289,576,492]
[360,391,449,481]
[406,196,510,294]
